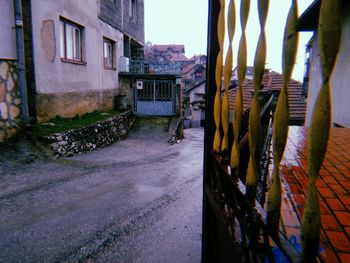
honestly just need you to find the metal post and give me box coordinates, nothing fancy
[202,0,220,261]
[153,79,156,102]
[13,0,30,126]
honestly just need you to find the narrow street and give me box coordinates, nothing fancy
[0,118,203,263]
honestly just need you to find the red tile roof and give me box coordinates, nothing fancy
[168,52,188,62]
[152,44,185,53]
[228,70,306,123]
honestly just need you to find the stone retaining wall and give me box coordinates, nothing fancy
[44,110,134,157]
[0,60,22,142]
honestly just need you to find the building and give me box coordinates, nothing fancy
[299,0,350,127]
[228,70,307,125]
[184,80,206,128]
[145,44,188,64]
[182,63,206,89]
[0,0,144,141]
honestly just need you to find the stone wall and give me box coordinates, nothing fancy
[44,110,134,157]
[0,60,22,142]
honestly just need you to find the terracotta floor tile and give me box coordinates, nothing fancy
[346,227,350,238]
[319,187,335,198]
[334,211,350,227]
[335,164,349,172]
[326,166,341,174]
[326,231,350,252]
[324,176,339,185]
[288,184,302,194]
[339,195,350,206]
[322,214,341,231]
[316,179,327,188]
[280,127,350,260]
[320,201,332,215]
[339,253,350,263]
[342,182,350,190]
[329,184,347,195]
[319,245,341,263]
[326,198,346,211]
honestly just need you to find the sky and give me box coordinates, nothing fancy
[145,0,315,81]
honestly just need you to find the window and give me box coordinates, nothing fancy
[60,17,84,63]
[129,0,137,22]
[103,38,115,69]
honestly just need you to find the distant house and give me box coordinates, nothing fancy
[188,54,207,66]
[228,70,306,125]
[0,0,145,142]
[145,44,188,66]
[184,80,206,128]
[182,63,206,89]
[299,0,350,127]
[232,66,254,81]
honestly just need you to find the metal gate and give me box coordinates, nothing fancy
[134,79,177,116]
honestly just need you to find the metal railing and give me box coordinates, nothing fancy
[203,0,343,262]
[129,60,182,75]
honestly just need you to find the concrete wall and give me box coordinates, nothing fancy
[31,0,124,121]
[99,0,123,30]
[306,3,350,127]
[122,0,144,44]
[0,0,16,59]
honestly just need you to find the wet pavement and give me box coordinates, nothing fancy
[0,117,203,263]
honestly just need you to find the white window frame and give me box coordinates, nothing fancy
[103,37,115,69]
[60,17,84,63]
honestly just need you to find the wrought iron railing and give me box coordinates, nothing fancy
[129,60,182,75]
[203,0,342,262]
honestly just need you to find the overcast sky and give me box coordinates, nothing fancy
[145,0,315,81]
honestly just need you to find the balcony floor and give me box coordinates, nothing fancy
[277,126,350,262]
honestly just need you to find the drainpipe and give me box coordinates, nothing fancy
[13,0,30,127]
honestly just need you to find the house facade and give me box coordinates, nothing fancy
[299,0,350,127]
[184,80,206,128]
[0,0,144,141]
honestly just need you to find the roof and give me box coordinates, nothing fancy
[182,63,206,75]
[298,0,321,31]
[185,80,206,94]
[188,54,206,61]
[298,0,347,31]
[152,44,185,53]
[168,52,188,62]
[228,70,306,123]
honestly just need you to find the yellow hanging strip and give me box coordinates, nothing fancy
[230,0,250,174]
[246,0,269,203]
[221,0,236,155]
[301,0,342,261]
[213,0,226,153]
[267,0,298,234]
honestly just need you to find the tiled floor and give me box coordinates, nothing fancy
[276,126,350,262]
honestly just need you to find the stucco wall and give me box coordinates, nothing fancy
[0,0,16,59]
[30,0,124,121]
[306,3,350,127]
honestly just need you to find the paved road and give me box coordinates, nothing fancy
[0,118,203,263]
